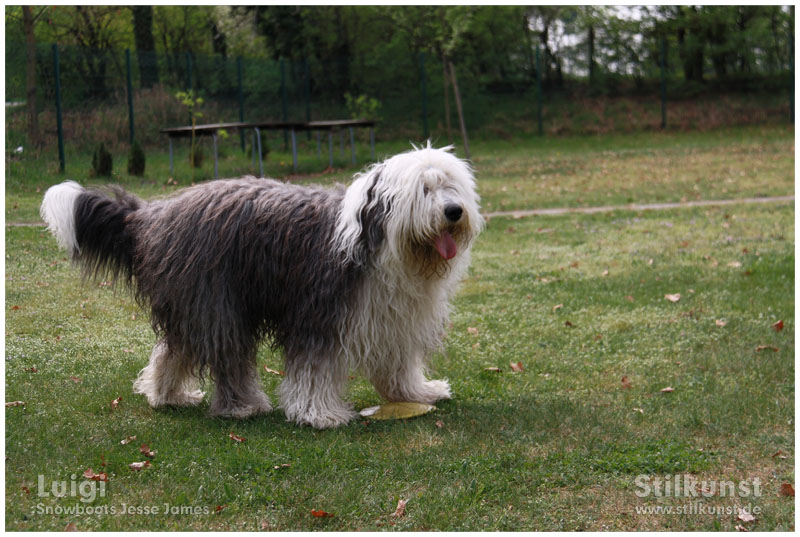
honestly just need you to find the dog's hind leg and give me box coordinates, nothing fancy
[133,340,205,407]
[208,356,272,419]
[279,354,356,429]
[368,352,451,405]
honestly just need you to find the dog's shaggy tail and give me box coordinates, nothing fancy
[41,181,142,282]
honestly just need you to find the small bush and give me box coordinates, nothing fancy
[91,143,113,177]
[127,141,146,176]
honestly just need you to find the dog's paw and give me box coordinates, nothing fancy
[284,403,356,429]
[209,391,273,418]
[416,379,452,404]
[169,389,206,406]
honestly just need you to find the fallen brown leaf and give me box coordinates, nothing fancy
[129,461,151,471]
[390,499,408,518]
[552,303,563,313]
[664,293,681,303]
[755,345,779,352]
[621,376,632,389]
[727,261,742,268]
[736,507,756,523]
[715,319,727,327]
[660,386,675,393]
[139,444,156,458]
[772,320,784,331]
[435,420,444,428]
[625,295,634,302]
[484,367,502,373]
[779,483,795,497]
[24,367,38,373]
[110,397,122,410]
[564,320,573,327]
[69,376,82,383]
[263,366,284,376]
[735,524,748,532]
[5,401,25,407]
[228,432,246,443]
[65,523,78,531]
[509,361,524,372]
[83,468,108,482]
[273,463,291,470]
[120,435,137,445]
[215,505,226,514]
[633,407,644,414]
[311,509,334,518]
[771,450,788,459]
[467,326,479,336]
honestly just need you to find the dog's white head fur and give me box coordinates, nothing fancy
[335,144,482,274]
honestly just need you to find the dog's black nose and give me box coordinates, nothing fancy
[444,204,463,223]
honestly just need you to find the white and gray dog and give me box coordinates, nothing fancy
[40,145,482,428]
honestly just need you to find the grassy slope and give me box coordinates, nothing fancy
[5,126,795,530]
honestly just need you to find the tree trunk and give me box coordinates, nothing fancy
[133,6,159,88]
[448,61,470,160]
[588,24,595,85]
[22,6,40,147]
[442,53,453,143]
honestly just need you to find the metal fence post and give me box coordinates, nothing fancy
[237,56,245,152]
[304,58,311,140]
[125,49,135,144]
[280,58,288,150]
[536,46,543,136]
[185,51,193,91]
[660,37,667,129]
[420,52,429,140]
[52,44,65,173]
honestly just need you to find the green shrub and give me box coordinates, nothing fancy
[91,143,113,177]
[127,141,146,176]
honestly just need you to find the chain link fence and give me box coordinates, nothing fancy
[5,39,794,167]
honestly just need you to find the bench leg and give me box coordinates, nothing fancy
[349,127,355,165]
[291,128,298,173]
[370,127,375,161]
[316,132,321,159]
[328,131,333,169]
[339,129,344,157]
[255,127,264,178]
[212,133,219,180]
[168,138,174,176]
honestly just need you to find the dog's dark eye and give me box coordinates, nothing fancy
[423,185,430,195]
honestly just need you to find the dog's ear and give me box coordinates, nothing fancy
[357,170,389,257]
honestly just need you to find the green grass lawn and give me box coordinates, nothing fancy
[5,125,794,530]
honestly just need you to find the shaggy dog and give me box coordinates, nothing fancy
[40,145,482,429]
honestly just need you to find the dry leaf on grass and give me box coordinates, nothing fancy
[467,326,479,336]
[660,386,675,393]
[139,444,156,458]
[311,509,334,518]
[715,319,727,327]
[735,525,748,532]
[24,367,38,373]
[215,505,226,514]
[263,366,284,376]
[484,367,502,373]
[390,499,408,518]
[621,376,632,389]
[129,461,151,471]
[755,345,778,352]
[65,523,78,531]
[120,435,136,445]
[509,361,524,372]
[5,401,25,407]
[772,320,784,331]
[273,463,291,470]
[779,483,795,497]
[552,303,563,313]
[83,468,108,482]
[228,433,246,443]
[69,376,82,383]
[727,261,742,268]
[664,293,681,302]
[736,508,756,523]
[110,397,122,410]
[633,408,644,414]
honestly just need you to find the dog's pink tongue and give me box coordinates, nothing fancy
[434,231,458,260]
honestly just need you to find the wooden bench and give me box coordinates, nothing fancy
[160,119,376,178]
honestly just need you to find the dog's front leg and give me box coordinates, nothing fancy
[278,355,356,429]
[368,352,451,405]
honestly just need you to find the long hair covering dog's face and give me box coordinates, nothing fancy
[335,145,482,276]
